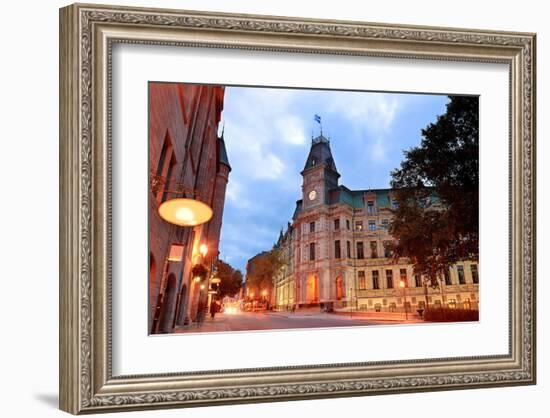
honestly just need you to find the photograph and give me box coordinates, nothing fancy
[148,83,480,335]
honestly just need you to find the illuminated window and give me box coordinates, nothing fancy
[355,220,363,231]
[400,269,407,286]
[358,271,366,289]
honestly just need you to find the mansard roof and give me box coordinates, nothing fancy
[331,185,440,209]
[302,134,338,173]
[292,186,440,216]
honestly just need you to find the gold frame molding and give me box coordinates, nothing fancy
[59,3,536,414]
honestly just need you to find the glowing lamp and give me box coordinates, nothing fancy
[199,243,209,258]
[158,198,213,227]
[211,277,221,284]
[399,280,406,288]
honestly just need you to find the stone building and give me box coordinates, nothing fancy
[273,134,479,313]
[149,83,230,333]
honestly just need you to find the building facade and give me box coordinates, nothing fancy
[274,134,479,313]
[149,83,230,333]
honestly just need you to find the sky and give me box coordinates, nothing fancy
[217,86,449,273]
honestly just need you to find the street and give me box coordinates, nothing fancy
[174,310,414,334]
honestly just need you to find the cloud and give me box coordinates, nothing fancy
[275,115,307,145]
[324,91,407,162]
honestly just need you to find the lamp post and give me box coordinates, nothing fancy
[400,279,409,321]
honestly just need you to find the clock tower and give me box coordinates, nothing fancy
[301,134,340,210]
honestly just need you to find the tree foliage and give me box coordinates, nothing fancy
[245,248,283,295]
[389,96,479,287]
[214,260,243,298]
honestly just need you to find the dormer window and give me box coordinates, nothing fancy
[311,158,317,166]
[367,200,375,213]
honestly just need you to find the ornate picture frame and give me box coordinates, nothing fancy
[59,3,536,414]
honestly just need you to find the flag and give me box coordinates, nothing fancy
[314,114,321,124]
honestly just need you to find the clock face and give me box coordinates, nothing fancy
[308,190,317,201]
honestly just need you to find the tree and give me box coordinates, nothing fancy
[245,248,283,298]
[214,260,243,298]
[389,96,479,289]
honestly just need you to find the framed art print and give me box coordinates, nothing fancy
[59,3,536,414]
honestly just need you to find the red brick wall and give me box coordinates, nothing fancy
[148,83,227,333]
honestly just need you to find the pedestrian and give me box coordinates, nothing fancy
[196,301,206,326]
[210,299,219,319]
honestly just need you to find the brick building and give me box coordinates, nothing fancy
[273,134,479,313]
[149,83,230,333]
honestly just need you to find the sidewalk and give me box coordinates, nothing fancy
[266,310,423,323]
[174,315,229,333]
[333,310,423,322]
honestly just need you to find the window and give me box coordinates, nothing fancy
[400,268,407,287]
[334,240,341,259]
[367,200,375,213]
[381,219,389,230]
[457,265,466,284]
[414,274,422,287]
[334,218,340,230]
[358,271,366,289]
[346,240,351,258]
[391,199,398,209]
[448,299,457,309]
[418,301,426,310]
[383,241,392,258]
[156,132,174,200]
[444,268,452,285]
[386,270,394,288]
[355,220,363,231]
[470,264,479,284]
[346,219,350,230]
[372,270,380,289]
[368,220,376,231]
[356,242,364,259]
[370,241,378,258]
[162,155,176,202]
[309,242,315,261]
[309,221,315,233]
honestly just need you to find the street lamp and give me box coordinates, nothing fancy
[199,243,208,258]
[158,198,213,227]
[400,279,409,321]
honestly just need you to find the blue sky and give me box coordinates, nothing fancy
[218,86,449,273]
